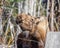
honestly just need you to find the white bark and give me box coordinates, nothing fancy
[28,0,34,16]
[24,0,29,14]
[18,1,23,14]
[58,0,60,12]
[0,0,3,35]
[18,0,37,16]
[0,15,3,35]
[38,0,41,17]
[51,0,54,31]
[47,0,50,18]
[18,2,21,14]
[33,0,36,16]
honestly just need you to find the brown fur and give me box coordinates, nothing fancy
[16,13,50,44]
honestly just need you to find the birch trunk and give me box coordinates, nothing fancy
[28,0,35,16]
[47,0,50,18]
[18,0,37,16]
[33,0,36,16]
[24,0,29,14]
[0,10,3,35]
[58,0,60,12]
[0,0,3,35]
[18,2,21,14]
[51,0,54,31]
[24,0,36,16]
[18,1,23,14]
[38,0,41,17]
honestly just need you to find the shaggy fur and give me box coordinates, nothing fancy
[16,13,50,48]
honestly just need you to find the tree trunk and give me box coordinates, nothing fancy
[51,0,54,31]
[0,8,3,35]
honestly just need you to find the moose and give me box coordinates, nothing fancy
[16,13,50,48]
